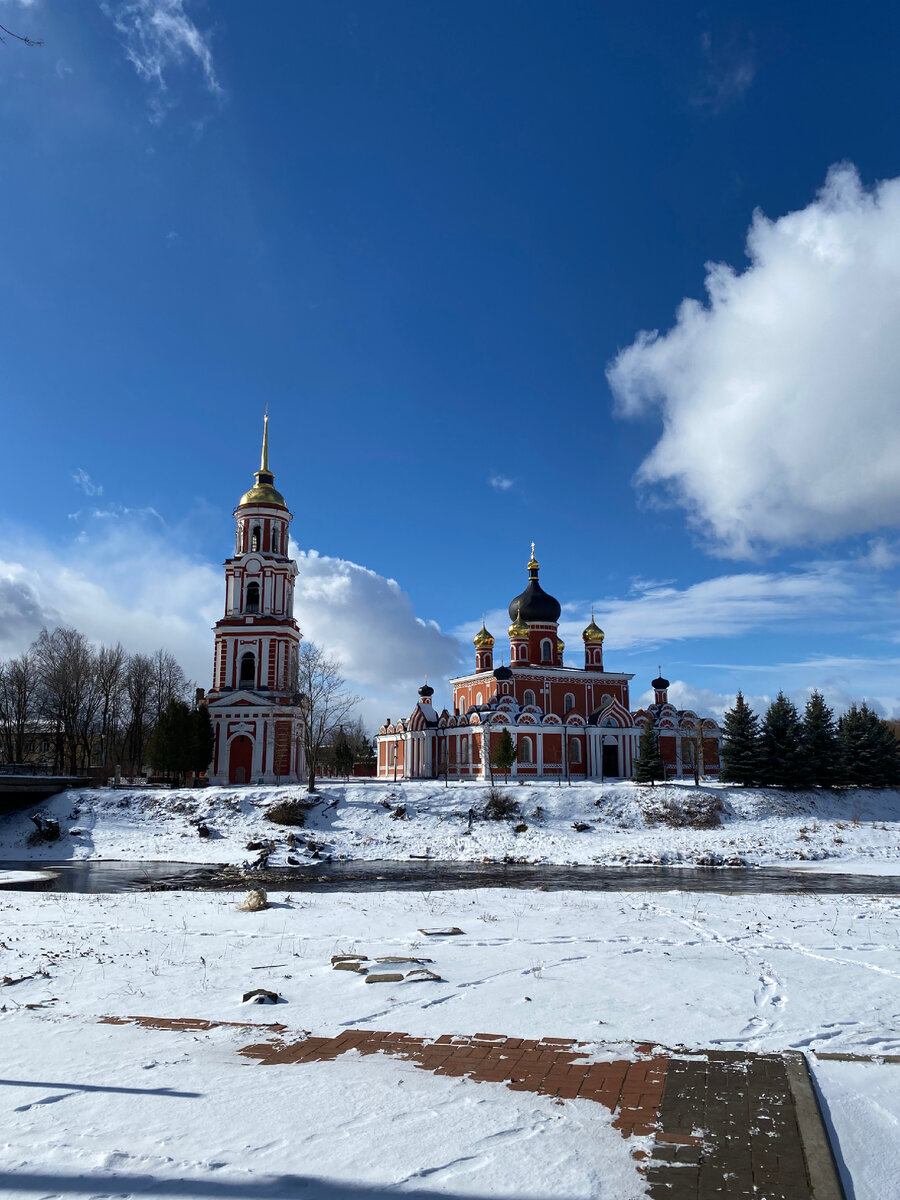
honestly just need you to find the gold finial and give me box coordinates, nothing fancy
[238,408,286,508]
[527,541,539,574]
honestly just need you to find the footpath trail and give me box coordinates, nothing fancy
[100,1018,845,1200]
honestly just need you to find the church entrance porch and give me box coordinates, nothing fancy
[228,735,253,784]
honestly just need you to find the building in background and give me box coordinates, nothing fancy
[205,415,303,784]
[377,548,720,782]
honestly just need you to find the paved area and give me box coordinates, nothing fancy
[104,1017,844,1198]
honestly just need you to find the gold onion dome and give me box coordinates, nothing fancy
[239,411,287,508]
[557,638,565,654]
[508,604,529,639]
[582,610,605,643]
[473,618,494,649]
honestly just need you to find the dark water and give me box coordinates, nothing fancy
[1,858,899,895]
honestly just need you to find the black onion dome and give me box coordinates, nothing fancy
[651,674,670,691]
[507,547,561,623]
[493,665,513,681]
[418,682,435,698]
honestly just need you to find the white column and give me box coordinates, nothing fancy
[537,730,544,777]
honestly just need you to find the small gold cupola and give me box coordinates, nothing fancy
[239,410,287,508]
[508,603,529,639]
[582,608,605,644]
[473,618,495,649]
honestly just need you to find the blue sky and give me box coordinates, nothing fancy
[2,0,900,726]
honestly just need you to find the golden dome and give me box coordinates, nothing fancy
[238,412,287,509]
[508,604,529,639]
[557,638,565,654]
[582,609,605,643]
[473,618,494,649]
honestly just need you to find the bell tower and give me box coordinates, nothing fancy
[206,412,303,784]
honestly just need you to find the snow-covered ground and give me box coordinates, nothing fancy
[2,885,900,1198]
[2,779,899,870]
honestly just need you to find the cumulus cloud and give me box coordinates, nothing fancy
[608,164,900,558]
[105,0,220,120]
[0,513,465,732]
[488,474,513,492]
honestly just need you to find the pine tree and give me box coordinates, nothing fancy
[802,690,839,788]
[720,691,761,786]
[760,692,806,789]
[146,699,191,782]
[332,726,354,779]
[491,728,518,781]
[187,704,214,779]
[633,719,665,785]
[842,704,900,787]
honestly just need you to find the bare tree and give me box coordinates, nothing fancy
[32,627,99,773]
[0,23,42,48]
[150,648,190,724]
[95,643,127,772]
[0,652,40,764]
[294,642,359,793]
[123,652,155,776]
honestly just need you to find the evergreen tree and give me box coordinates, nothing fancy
[760,692,806,789]
[720,691,762,786]
[633,719,665,785]
[801,691,839,788]
[146,699,191,781]
[491,728,518,781]
[332,726,354,779]
[187,704,214,778]
[841,703,900,787]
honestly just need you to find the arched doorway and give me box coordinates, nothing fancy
[602,737,619,778]
[229,735,253,784]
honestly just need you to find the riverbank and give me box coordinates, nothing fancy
[1,779,899,871]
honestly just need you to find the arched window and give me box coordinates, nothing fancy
[271,526,280,554]
[518,737,533,764]
[541,638,552,662]
[475,692,483,706]
[523,689,536,708]
[569,738,582,764]
[239,652,256,688]
[246,581,260,613]
[251,526,261,552]
[564,693,575,713]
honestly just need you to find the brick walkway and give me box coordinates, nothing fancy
[103,1017,841,1199]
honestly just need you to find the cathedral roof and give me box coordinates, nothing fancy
[507,544,561,624]
[238,412,287,509]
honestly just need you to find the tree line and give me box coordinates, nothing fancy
[0,627,194,776]
[721,690,900,789]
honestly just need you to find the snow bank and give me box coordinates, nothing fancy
[1,779,899,871]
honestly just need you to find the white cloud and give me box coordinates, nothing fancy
[559,564,857,652]
[488,474,513,492]
[608,164,900,558]
[694,30,755,111]
[72,468,103,497]
[105,0,220,120]
[0,515,464,733]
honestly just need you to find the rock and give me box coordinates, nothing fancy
[286,855,299,866]
[197,823,211,838]
[242,988,280,1004]
[237,889,268,912]
[572,821,591,832]
[333,961,366,972]
[29,815,60,843]
[514,823,528,834]
[389,805,407,820]
[404,968,442,982]
[417,927,464,936]
[375,956,433,964]
[365,973,404,984]
[331,954,368,964]
[245,839,267,851]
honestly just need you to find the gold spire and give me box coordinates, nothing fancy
[582,607,605,644]
[473,614,494,649]
[260,405,270,473]
[239,409,286,508]
[508,602,529,639]
[527,541,539,571]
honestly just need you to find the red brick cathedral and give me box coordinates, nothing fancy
[206,415,304,784]
[377,547,721,781]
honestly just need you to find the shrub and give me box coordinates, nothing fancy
[642,792,724,829]
[483,787,520,821]
[265,799,312,827]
